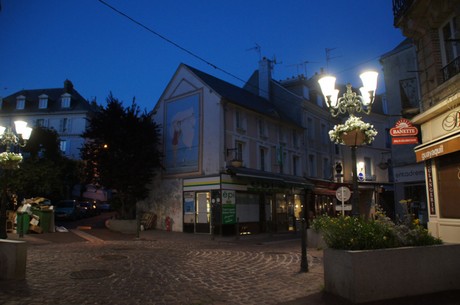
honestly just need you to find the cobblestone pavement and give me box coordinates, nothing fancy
[2,230,460,305]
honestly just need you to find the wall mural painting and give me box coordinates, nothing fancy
[165,94,200,174]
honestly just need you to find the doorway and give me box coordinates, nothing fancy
[195,192,211,233]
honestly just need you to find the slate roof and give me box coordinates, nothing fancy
[184,64,302,129]
[1,81,94,114]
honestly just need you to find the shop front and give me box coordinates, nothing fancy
[182,170,312,235]
[415,133,460,243]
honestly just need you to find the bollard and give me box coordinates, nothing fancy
[235,217,240,240]
[136,210,141,239]
[300,218,308,272]
[17,212,24,238]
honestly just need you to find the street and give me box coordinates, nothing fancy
[2,217,460,305]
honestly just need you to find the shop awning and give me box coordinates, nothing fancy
[226,166,313,188]
[414,132,460,162]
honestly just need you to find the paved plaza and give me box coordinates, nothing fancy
[2,229,459,305]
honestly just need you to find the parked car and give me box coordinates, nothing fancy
[54,200,82,220]
[96,201,111,212]
[79,200,100,217]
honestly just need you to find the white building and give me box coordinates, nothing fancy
[0,79,95,159]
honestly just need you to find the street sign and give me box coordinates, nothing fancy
[336,186,351,201]
[336,204,352,211]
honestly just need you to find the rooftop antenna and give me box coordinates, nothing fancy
[286,60,318,77]
[325,47,340,72]
[246,43,261,59]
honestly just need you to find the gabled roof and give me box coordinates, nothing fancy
[1,82,94,114]
[183,64,302,128]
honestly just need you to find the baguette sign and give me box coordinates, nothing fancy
[390,119,419,145]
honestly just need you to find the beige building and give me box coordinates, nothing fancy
[394,0,460,243]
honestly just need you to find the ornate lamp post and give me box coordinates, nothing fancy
[0,121,32,239]
[318,72,378,216]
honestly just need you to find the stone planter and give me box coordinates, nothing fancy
[0,239,27,280]
[324,244,460,303]
[105,219,137,234]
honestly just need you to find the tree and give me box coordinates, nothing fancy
[81,94,162,219]
[1,126,82,238]
[13,127,82,203]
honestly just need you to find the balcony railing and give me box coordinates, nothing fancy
[392,0,414,24]
[442,56,460,83]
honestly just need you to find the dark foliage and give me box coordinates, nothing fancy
[81,94,162,218]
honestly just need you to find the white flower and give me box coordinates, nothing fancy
[0,152,23,169]
[329,115,378,145]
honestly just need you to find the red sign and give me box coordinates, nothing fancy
[392,137,418,145]
[390,118,419,137]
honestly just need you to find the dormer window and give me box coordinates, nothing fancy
[61,93,71,108]
[39,94,48,109]
[16,95,26,110]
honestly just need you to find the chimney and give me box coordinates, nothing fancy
[258,57,272,99]
[64,79,74,93]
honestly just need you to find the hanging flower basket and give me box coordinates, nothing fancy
[329,115,377,146]
[340,129,366,146]
[0,152,23,170]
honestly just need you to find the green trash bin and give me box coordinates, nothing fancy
[32,209,54,233]
[16,212,30,236]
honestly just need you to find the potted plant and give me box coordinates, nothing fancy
[329,115,377,146]
[312,209,460,303]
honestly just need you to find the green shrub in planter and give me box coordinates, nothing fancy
[311,209,442,250]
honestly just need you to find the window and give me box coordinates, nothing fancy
[307,117,314,140]
[235,110,247,131]
[258,118,267,138]
[39,94,48,109]
[36,119,45,127]
[323,158,330,179]
[308,154,316,177]
[259,146,267,171]
[293,155,300,176]
[364,157,372,180]
[440,15,460,81]
[279,127,287,144]
[321,123,328,144]
[16,96,25,110]
[292,130,299,148]
[59,118,69,133]
[60,140,67,154]
[61,94,71,108]
[236,141,244,161]
[236,193,260,222]
[316,95,323,107]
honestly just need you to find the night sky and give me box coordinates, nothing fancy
[0,0,404,111]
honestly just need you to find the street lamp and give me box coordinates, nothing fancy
[318,71,378,216]
[0,121,33,151]
[0,120,32,239]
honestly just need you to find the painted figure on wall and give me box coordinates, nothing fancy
[165,94,200,174]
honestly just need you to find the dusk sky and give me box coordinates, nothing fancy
[0,0,405,111]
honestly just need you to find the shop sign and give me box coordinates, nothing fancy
[415,136,460,162]
[390,118,419,145]
[442,110,460,131]
[393,164,425,183]
[222,190,236,224]
[426,160,436,215]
